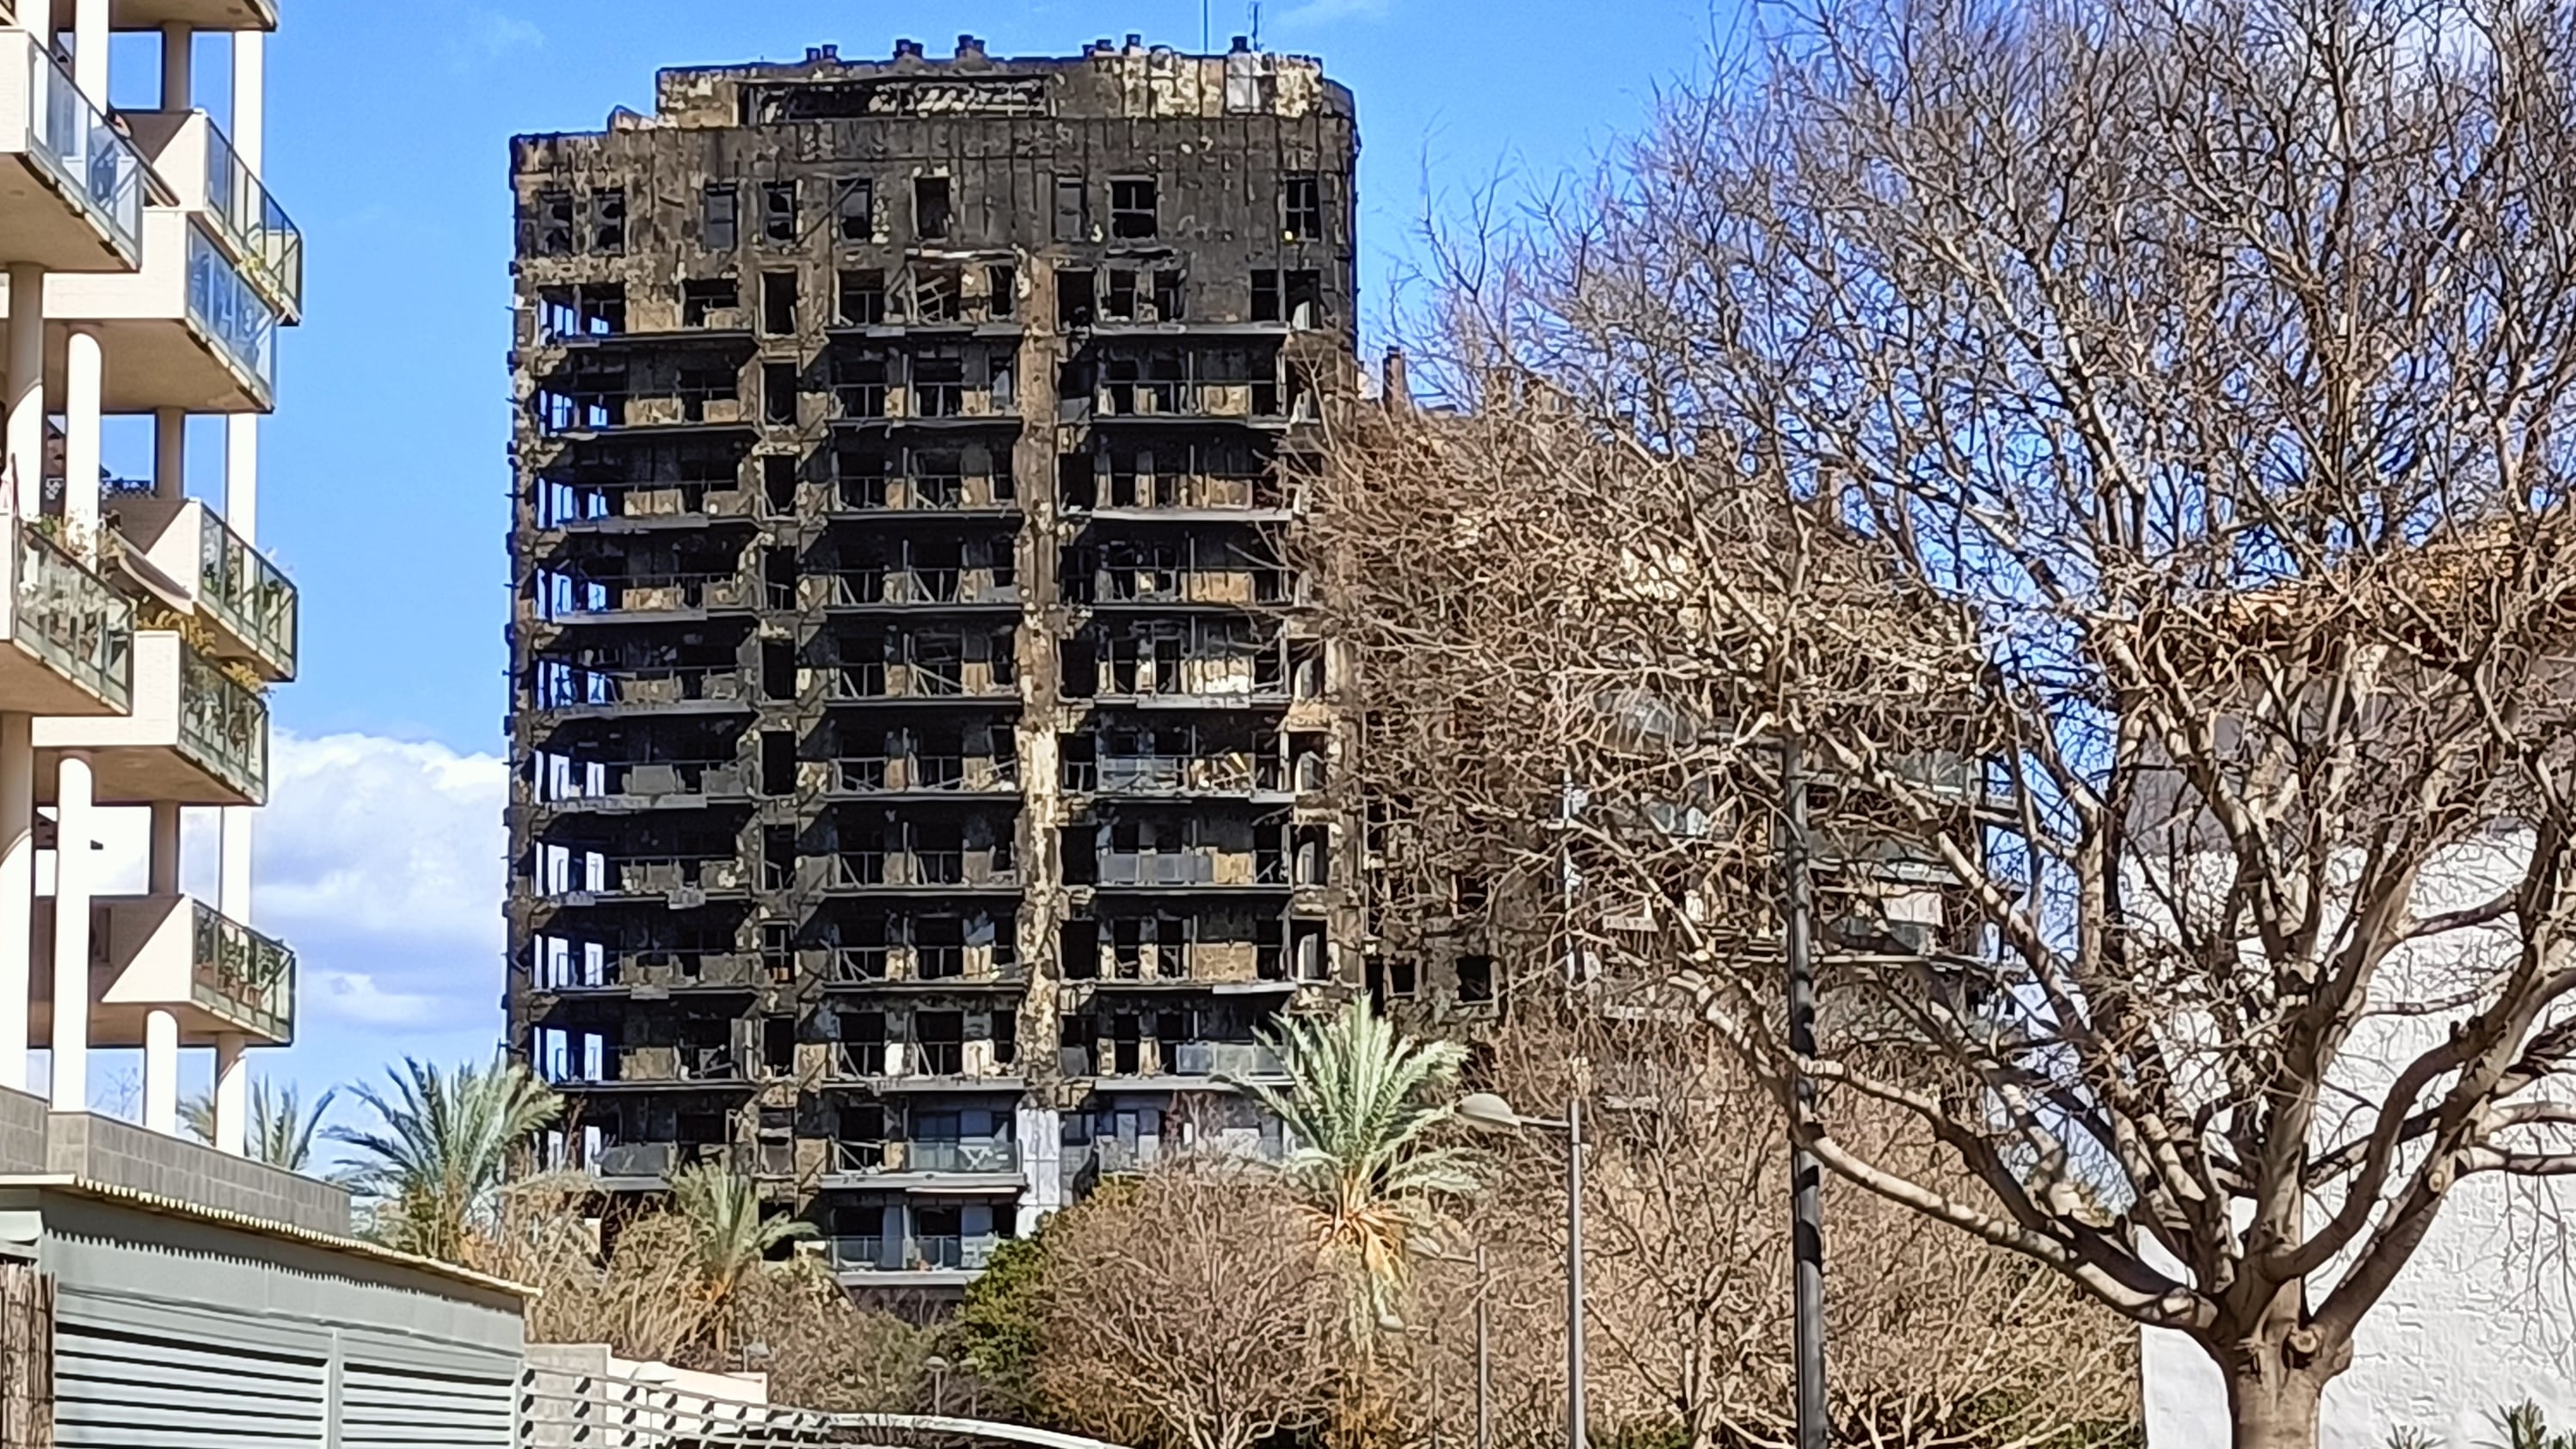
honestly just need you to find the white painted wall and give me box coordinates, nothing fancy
[2140,833,2576,1447]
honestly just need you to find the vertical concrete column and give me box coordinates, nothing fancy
[0,715,31,1092]
[3,264,44,517]
[49,754,94,1113]
[143,1010,178,1133]
[71,0,108,105]
[148,801,179,895]
[153,408,185,500]
[63,328,101,562]
[160,23,194,111]
[212,1032,248,1154]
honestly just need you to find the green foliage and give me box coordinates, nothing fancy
[1235,998,1481,1321]
[325,1054,561,1262]
[951,1232,1051,1415]
[179,1080,335,1173]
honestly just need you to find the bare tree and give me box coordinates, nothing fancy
[1030,1167,1346,1449]
[1307,2,2576,1444]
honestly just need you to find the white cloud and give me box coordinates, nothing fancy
[90,730,508,1041]
[445,5,544,71]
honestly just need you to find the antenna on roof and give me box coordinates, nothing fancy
[1248,0,1263,51]
[1203,0,1212,53]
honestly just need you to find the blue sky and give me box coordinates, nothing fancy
[73,0,1732,1132]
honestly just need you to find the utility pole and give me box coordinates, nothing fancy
[1782,738,1829,1448]
[1565,1092,1587,1449]
[1474,1242,1492,1449]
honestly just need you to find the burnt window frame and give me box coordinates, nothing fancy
[835,176,876,242]
[701,183,740,250]
[913,174,954,241]
[760,180,799,245]
[1108,175,1159,239]
[1282,173,1323,242]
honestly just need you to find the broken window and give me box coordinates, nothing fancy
[913,175,952,240]
[763,639,796,699]
[836,177,875,242]
[1282,174,1322,242]
[1152,270,1184,322]
[912,267,962,322]
[761,180,797,244]
[1054,175,1089,241]
[1057,268,1096,328]
[1251,269,1280,322]
[838,269,885,326]
[682,277,739,328]
[762,732,798,795]
[1285,270,1324,328]
[763,453,798,514]
[1455,955,1496,1004]
[760,271,798,335]
[1104,269,1140,322]
[531,187,575,256]
[702,183,739,250]
[539,284,624,341]
[985,263,1017,320]
[1110,176,1159,238]
[762,361,799,425]
[590,188,627,254]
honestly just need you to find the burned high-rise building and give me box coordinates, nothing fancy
[506,34,1360,1291]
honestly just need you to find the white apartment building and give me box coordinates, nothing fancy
[0,0,294,1147]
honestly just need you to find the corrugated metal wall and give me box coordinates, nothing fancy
[340,1360,516,1449]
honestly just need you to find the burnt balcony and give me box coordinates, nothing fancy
[541,854,751,906]
[532,379,752,440]
[534,949,763,995]
[1064,754,1289,800]
[823,942,1024,989]
[531,661,753,719]
[529,758,753,814]
[532,476,759,535]
[821,658,1017,706]
[821,568,1018,611]
[826,1039,1021,1089]
[825,1136,1022,1189]
[543,1043,753,1091]
[824,850,1019,893]
[533,567,755,624]
[822,753,1019,797]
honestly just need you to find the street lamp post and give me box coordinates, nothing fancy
[1458,1090,1584,1449]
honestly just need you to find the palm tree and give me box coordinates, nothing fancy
[325,1055,561,1263]
[1234,998,1483,1325]
[180,1080,336,1173]
[668,1162,816,1356]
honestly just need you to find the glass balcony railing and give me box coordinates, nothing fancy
[189,899,293,1042]
[185,225,278,398]
[15,527,132,710]
[20,38,144,260]
[195,506,296,678]
[200,120,301,316]
[177,642,267,800]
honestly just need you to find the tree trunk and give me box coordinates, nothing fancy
[2224,1359,2327,1449]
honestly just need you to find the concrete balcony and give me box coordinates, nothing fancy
[120,107,301,322]
[105,494,296,680]
[15,211,279,411]
[821,1136,1023,1194]
[71,1,279,29]
[0,520,132,716]
[33,892,295,1047]
[0,30,149,270]
[34,629,267,805]
[0,1089,345,1237]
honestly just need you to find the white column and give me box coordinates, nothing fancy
[0,715,30,1093]
[72,0,108,106]
[3,264,42,517]
[231,30,264,172]
[63,328,100,562]
[143,1010,178,1134]
[154,408,185,501]
[49,754,94,1113]
[212,1033,247,1155]
[160,23,194,111]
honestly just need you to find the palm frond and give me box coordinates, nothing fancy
[323,1054,561,1261]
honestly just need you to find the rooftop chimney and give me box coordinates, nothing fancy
[1382,348,1411,413]
[1230,34,1251,52]
[893,37,925,59]
[1125,32,1144,50]
[956,34,987,60]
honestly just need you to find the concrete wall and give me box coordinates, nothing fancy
[43,1109,349,1234]
[0,1086,46,1172]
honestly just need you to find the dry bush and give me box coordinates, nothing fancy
[1381,1016,2135,1449]
[1030,1166,1349,1449]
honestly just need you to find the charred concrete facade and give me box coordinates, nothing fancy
[505,34,1362,1291]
